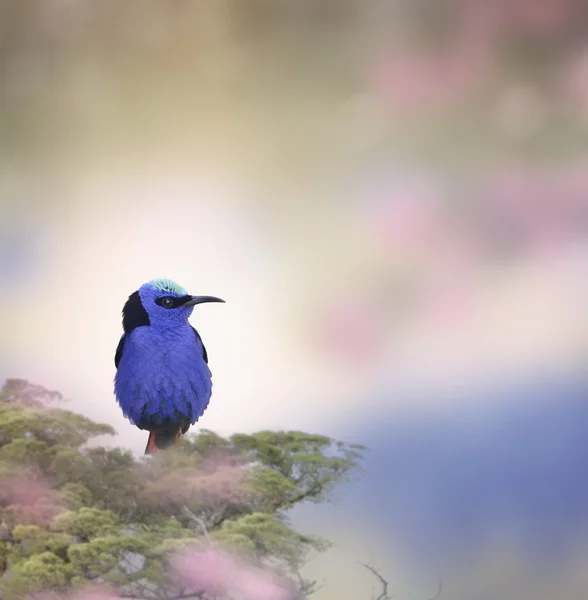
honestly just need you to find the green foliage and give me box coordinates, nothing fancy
[60,483,93,510]
[1,438,53,469]
[0,379,114,449]
[4,551,74,600]
[52,508,120,540]
[214,513,327,567]
[232,430,366,507]
[0,380,364,599]
[67,535,148,580]
[50,448,93,485]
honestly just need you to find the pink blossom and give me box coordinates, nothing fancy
[235,568,292,600]
[173,548,293,600]
[1,475,59,524]
[172,548,238,594]
[5,476,52,505]
[70,591,121,600]
[144,458,249,509]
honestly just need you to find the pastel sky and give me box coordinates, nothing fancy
[2,165,585,455]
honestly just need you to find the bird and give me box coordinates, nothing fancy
[113,278,225,455]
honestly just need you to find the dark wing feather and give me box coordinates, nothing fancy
[114,334,127,368]
[191,326,208,364]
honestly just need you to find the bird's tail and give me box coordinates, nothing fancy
[144,426,182,455]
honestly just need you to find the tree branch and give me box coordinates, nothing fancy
[295,568,322,597]
[285,483,324,509]
[182,505,211,541]
[359,562,394,600]
[359,560,442,600]
[119,575,164,600]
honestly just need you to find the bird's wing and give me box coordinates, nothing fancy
[114,333,127,368]
[182,327,209,437]
[191,326,208,364]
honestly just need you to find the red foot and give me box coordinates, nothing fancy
[174,428,182,445]
[146,432,159,455]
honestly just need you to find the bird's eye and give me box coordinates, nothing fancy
[160,297,175,309]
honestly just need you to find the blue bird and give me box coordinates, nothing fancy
[114,278,225,454]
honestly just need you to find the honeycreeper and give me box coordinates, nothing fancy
[114,278,224,454]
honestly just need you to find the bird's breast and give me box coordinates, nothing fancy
[119,326,208,377]
[114,325,212,426]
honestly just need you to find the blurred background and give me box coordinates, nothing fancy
[1,0,588,598]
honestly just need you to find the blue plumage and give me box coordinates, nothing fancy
[113,278,224,454]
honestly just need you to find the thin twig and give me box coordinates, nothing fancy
[359,562,395,600]
[181,505,210,541]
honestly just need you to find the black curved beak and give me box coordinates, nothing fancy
[184,295,225,307]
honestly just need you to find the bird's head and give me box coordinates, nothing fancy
[122,278,225,332]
